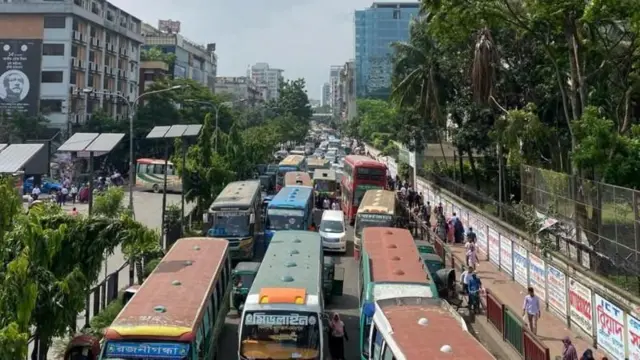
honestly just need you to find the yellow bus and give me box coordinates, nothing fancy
[353,189,398,258]
[135,158,182,193]
[277,155,306,191]
[284,171,313,188]
[102,237,231,360]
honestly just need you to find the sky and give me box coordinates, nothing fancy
[110,0,376,100]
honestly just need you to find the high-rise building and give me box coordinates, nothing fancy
[141,22,217,93]
[339,61,356,121]
[0,0,144,131]
[321,83,330,107]
[355,2,419,98]
[250,63,283,101]
[329,65,341,115]
[215,76,264,105]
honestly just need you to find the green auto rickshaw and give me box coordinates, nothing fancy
[323,256,344,303]
[231,261,261,311]
[415,240,436,255]
[420,253,456,298]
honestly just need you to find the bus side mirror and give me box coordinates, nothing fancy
[250,214,255,224]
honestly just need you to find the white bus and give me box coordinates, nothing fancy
[135,158,182,193]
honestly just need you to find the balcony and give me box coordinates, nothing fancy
[90,37,100,48]
[106,43,116,53]
[72,30,86,43]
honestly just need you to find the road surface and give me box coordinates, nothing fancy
[29,191,195,358]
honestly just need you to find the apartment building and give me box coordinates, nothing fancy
[355,2,419,98]
[215,76,263,104]
[339,61,356,121]
[142,22,217,93]
[250,63,283,101]
[0,0,144,131]
[329,65,341,115]
[138,60,169,93]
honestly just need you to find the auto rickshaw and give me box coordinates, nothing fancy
[322,256,344,304]
[415,240,436,255]
[64,334,100,360]
[420,253,456,298]
[231,262,261,311]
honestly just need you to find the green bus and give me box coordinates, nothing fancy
[238,230,325,360]
[358,227,436,360]
[207,180,262,260]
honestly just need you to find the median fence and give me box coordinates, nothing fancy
[366,142,640,360]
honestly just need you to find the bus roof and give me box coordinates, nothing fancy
[363,227,429,284]
[357,189,395,214]
[137,158,174,165]
[209,180,261,211]
[268,186,313,209]
[106,238,228,341]
[344,155,386,169]
[279,155,305,166]
[248,231,322,301]
[375,297,495,360]
[313,168,336,180]
[307,158,329,167]
[284,171,313,187]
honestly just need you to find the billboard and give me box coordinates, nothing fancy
[158,20,181,33]
[0,39,41,117]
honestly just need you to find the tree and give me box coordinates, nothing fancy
[140,46,176,66]
[0,112,51,143]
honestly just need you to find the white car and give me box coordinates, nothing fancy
[319,210,347,252]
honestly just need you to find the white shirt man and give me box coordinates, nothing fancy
[331,201,340,210]
[323,198,331,210]
[31,186,41,198]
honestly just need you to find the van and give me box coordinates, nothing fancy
[319,210,347,253]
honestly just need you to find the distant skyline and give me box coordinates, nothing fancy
[110,0,382,99]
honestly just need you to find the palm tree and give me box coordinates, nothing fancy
[391,16,450,164]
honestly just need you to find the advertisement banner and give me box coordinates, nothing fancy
[0,39,41,117]
[488,228,500,266]
[594,295,624,360]
[569,277,593,335]
[475,217,487,255]
[528,253,546,301]
[461,208,469,225]
[627,315,640,360]
[547,265,567,319]
[512,242,528,287]
[499,235,513,275]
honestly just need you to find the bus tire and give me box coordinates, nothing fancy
[152,184,160,193]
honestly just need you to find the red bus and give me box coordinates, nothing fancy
[341,155,388,224]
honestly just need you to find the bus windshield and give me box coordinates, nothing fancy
[355,213,393,238]
[101,340,191,359]
[240,311,321,360]
[267,209,305,230]
[211,211,251,237]
[277,167,298,186]
[314,179,335,192]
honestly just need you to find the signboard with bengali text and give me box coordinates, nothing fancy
[512,242,528,287]
[594,294,624,360]
[546,265,567,319]
[627,314,640,360]
[499,235,513,275]
[528,253,546,301]
[488,227,500,266]
[569,277,593,335]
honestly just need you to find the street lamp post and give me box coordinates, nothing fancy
[83,85,183,215]
[184,99,245,152]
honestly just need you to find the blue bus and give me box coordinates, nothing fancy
[265,186,314,246]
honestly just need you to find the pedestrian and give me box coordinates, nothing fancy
[522,287,541,335]
[331,200,340,210]
[467,271,482,313]
[70,207,78,216]
[460,266,471,301]
[581,349,595,360]
[61,186,69,205]
[31,185,40,201]
[416,192,423,208]
[70,184,78,204]
[323,197,331,210]
[328,312,348,360]
[465,236,478,268]
[562,336,579,360]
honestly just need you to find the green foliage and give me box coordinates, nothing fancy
[92,187,127,218]
[349,99,399,144]
[140,46,176,66]
[144,258,161,279]
[88,294,125,338]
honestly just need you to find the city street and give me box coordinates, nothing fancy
[217,225,361,359]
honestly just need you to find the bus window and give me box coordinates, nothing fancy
[216,281,222,306]
[167,165,175,175]
[382,343,395,360]
[372,325,383,360]
[138,163,148,173]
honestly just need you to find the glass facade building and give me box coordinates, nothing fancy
[355,2,419,98]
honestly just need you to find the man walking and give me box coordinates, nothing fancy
[522,287,541,335]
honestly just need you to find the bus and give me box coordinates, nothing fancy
[265,186,314,245]
[312,169,338,201]
[341,155,387,224]
[284,171,313,187]
[136,158,182,193]
[353,190,398,258]
[358,227,436,360]
[238,230,325,360]
[206,180,262,260]
[307,158,330,178]
[102,237,231,360]
[277,155,307,192]
[367,297,495,360]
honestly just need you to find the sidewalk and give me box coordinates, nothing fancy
[448,244,606,359]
